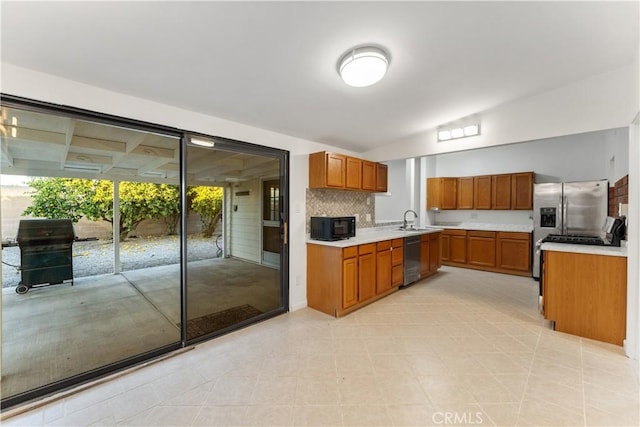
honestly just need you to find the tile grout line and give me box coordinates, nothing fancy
[514,330,542,426]
[579,339,588,427]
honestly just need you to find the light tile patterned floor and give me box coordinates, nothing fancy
[3,266,639,426]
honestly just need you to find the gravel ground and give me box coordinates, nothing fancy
[1,235,221,288]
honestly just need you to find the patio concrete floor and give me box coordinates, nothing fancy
[1,257,280,399]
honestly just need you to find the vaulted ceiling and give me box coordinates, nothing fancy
[1,1,638,154]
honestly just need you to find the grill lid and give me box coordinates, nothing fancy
[17,219,75,245]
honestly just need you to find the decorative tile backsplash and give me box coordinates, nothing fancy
[306,189,375,232]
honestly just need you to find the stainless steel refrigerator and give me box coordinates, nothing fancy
[532,179,608,279]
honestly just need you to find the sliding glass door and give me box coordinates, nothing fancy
[0,96,289,409]
[184,137,287,342]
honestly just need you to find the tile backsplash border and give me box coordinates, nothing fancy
[306,189,375,232]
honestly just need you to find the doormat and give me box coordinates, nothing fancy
[182,304,263,340]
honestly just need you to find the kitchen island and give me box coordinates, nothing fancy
[541,242,627,345]
[307,227,442,317]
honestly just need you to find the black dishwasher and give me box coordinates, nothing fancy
[402,235,421,287]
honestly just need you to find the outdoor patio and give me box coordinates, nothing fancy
[1,256,280,400]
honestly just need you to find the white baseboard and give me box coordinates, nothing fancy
[289,300,307,312]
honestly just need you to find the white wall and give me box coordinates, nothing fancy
[374,159,409,222]
[431,128,628,183]
[379,128,628,226]
[364,64,637,162]
[628,114,639,363]
[626,27,640,366]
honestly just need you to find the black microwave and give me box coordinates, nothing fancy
[310,216,356,241]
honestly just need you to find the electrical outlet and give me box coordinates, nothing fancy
[366,197,371,205]
[366,213,371,222]
[471,212,478,219]
[354,213,359,221]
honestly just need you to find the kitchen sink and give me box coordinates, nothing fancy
[395,227,437,233]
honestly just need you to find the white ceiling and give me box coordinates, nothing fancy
[1,1,638,153]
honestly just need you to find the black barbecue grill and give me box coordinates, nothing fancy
[15,219,75,294]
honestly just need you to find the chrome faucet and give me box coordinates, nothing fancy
[403,209,418,229]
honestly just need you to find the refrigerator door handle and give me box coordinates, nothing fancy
[563,196,568,235]
[558,198,564,234]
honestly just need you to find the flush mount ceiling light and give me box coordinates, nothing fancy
[338,46,389,87]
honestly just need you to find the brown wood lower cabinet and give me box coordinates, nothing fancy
[358,243,376,302]
[496,232,531,273]
[441,229,531,276]
[307,233,439,317]
[376,240,392,294]
[543,250,626,345]
[377,238,405,294]
[391,239,404,287]
[467,231,496,268]
[441,229,467,265]
[308,241,392,317]
[420,232,442,278]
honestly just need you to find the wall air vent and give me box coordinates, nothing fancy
[235,191,251,197]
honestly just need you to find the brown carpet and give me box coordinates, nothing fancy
[183,304,263,339]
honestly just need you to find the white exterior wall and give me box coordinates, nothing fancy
[228,179,261,263]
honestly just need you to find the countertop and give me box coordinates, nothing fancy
[307,226,443,248]
[435,222,533,233]
[541,242,627,258]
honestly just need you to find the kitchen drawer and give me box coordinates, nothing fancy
[343,246,358,259]
[443,229,467,236]
[392,238,404,248]
[377,240,392,251]
[467,230,496,238]
[358,243,376,255]
[497,231,530,240]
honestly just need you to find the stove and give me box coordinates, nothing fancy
[541,234,606,246]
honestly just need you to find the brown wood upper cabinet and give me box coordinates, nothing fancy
[376,163,388,193]
[457,177,474,209]
[427,177,457,210]
[492,174,512,209]
[362,160,377,191]
[309,151,388,192]
[429,172,533,210]
[474,175,492,209]
[511,172,534,210]
[345,157,362,189]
